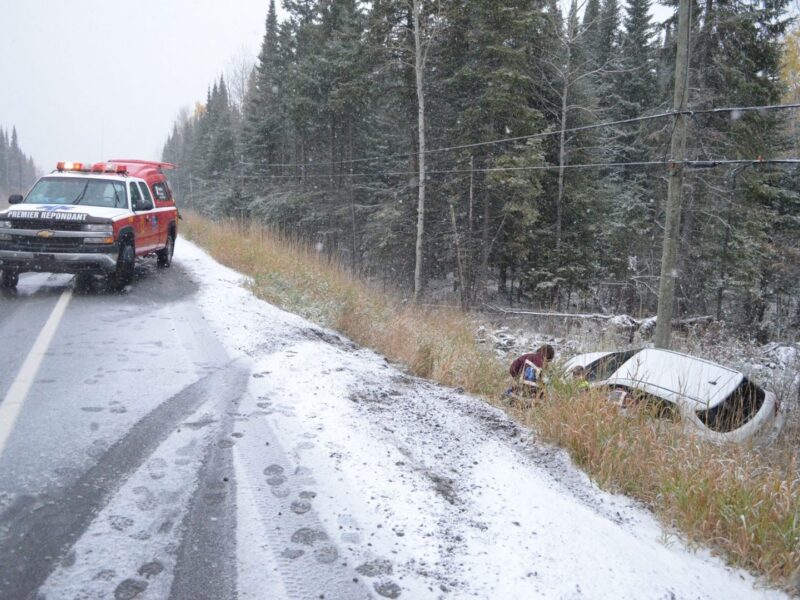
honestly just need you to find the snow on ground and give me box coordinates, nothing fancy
[176,238,789,599]
[41,403,215,599]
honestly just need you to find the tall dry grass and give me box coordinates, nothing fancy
[181,212,800,593]
[181,213,506,396]
[519,383,800,587]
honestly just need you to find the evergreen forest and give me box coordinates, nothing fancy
[0,126,37,196]
[161,0,800,340]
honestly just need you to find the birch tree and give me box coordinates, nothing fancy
[411,0,436,301]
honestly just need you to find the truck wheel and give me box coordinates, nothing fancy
[157,233,175,268]
[112,241,135,289]
[1,269,19,290]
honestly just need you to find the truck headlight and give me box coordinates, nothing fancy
[0,220,11,229]
[83,223,113,233]
[84,237,114,245]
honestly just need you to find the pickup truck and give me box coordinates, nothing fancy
[0,160,178,290]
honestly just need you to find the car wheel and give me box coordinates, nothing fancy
[1,269,19,289]
[74,272,95,292]
[157,233,175,268]
[112,240,135,289]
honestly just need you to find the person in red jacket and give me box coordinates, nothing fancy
[509,344,555,378]
[505,344,555,400]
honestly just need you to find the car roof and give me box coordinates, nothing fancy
[107,160,170,181]
[604,348,744,410]
[41,172,144,183]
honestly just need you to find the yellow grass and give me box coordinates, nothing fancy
[181,211,800,593]
[519,385,800,587]
[181,213,507,396]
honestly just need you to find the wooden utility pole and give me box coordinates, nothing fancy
[654,0,691,348]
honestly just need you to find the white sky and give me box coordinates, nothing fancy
[0,0,285,173]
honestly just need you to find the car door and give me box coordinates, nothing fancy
[129,181,156,254]
[137,182,164,248]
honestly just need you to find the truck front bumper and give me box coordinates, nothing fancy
[0,249,118,273]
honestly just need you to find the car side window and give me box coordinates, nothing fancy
[129,182,142,210]
[137,182,155,210]
[131,181,153,211]
[152,182,169,201]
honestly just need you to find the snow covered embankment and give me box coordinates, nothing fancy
[179,239,788,600]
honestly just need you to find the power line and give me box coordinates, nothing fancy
[236,102,800,171]
[241,111,675,169]
[688,102,800,116]
[186,157,800,184]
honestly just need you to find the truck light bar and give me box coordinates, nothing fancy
[56,161,89,172]
[90,162,127,174]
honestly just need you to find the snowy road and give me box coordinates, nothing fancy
[0,239,788,599]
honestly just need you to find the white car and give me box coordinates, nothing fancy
[563,348,782,444]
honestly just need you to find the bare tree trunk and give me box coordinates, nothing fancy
[654,0,691,348]
[448,200,466,309]
[348,121,357,273]
[556,58,570,253]
[465,156,475,307]
[330,118,336,186]
[412,0,426,302]
[480,176,491,300]
[715,186,735,320]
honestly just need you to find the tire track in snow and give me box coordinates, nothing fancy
[0,363,249,600]
[231,386,374,600]
[168,408,239,600]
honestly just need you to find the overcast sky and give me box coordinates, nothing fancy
[0,0,286,173]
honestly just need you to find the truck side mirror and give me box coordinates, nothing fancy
[8,194,23,205]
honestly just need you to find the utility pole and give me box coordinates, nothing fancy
[654,0,691,348]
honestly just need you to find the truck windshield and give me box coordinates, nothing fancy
[24,177,128,209]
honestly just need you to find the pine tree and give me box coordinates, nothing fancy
[619,0,657,116]
[10,127,21,191]
[582,0,603,64]
[242,0,282,186]
[438,0,550,302]
[0,128,7,190]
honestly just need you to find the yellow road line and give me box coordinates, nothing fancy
[0,289,72,457]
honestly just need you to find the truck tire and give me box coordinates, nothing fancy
[157,232,175,268]
[1,269,19,290]
[112,240,135,289]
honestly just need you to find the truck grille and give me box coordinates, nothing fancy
[10,219,84,232]
[7,236,84,252]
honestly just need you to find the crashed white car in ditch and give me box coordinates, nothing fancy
[563,348,782,444]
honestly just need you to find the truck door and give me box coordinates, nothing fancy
[137,182,164,247]
[129,181,156,254]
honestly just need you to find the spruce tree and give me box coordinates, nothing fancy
[0,128,7,190]
[242,0,282,186]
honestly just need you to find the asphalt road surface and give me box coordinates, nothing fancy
[0,241,789,600]
[0,261,245,599]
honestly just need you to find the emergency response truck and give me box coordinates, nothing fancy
[0,160,178,290]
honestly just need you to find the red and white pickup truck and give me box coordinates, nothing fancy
[0,159,178,289]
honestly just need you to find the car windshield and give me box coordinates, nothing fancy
[24,177,127,209]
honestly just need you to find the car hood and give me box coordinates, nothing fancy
[604,348,743,410]
[1,204,130,222]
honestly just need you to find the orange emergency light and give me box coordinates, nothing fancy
[89,162,127,174]
[56,161,89,172]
